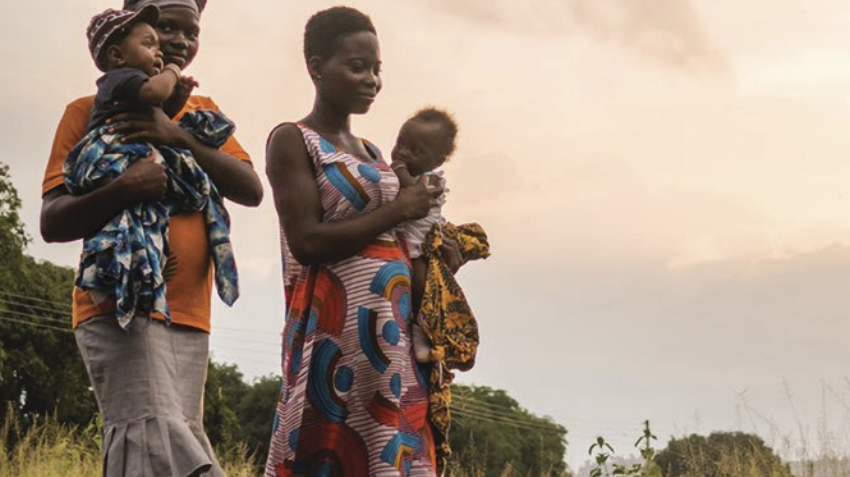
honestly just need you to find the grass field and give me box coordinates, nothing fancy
[2,411,849,477]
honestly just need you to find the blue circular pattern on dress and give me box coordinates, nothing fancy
[390,373,402,399]
[288,428,300,451]
[358,163,382,183]
[398,291,411,322]
[335,366,354,393]
[382,320,400,346]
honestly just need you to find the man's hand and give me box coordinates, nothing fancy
[115,155,168,203]
[108,108,191,148]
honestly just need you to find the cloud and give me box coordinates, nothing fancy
[438,0,728,71]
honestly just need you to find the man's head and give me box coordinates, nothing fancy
[124,0,204,69]
[87,6,162,74]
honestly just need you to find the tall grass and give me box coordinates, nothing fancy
[0,410,101,477]
[4,407,850,476]
[0,409,259,477]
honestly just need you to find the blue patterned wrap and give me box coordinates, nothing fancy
[63,110,240,330]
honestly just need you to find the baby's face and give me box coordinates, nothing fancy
[115,22,164,76]
[391,120,449,176]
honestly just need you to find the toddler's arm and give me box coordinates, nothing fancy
[138,64,182,105]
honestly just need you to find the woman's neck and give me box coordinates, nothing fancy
[306,98,352,135]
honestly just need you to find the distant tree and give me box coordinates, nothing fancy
[203,362,278,466]
[234,375,278,464]
[204,360,247,447]
[0,162,96,428]
[447,384,571,476]
[654,431,794,477]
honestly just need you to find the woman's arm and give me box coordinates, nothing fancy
[41,156,167,242]
[109,108,263,206]
[266,124,439,265]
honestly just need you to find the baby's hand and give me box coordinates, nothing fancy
[163,76,199,118]
[391,162,417,187]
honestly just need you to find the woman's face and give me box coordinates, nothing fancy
[154,7,200,68]
[314,31,382,115]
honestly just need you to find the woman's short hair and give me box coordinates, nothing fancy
[304,6,376,61]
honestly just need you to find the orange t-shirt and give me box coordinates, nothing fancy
[43,95,251,332]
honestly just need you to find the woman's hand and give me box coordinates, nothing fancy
[395,175,443,221]
[107,107,191,148]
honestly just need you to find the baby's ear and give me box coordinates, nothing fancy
[105,45,126,67]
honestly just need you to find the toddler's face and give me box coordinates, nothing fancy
[115,23,164,76]
[391,119,449,176]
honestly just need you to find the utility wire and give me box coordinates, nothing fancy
[0,291,71,310]
[0,298,72,317]
[0,314,72,333]
[451,407,567,435]
[451,401,563,428]
[0,307,71,325]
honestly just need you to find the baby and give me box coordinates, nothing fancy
[390,107,490,365]
[391,107,490,470]
[63,6,238,330]
[391,107,456,361]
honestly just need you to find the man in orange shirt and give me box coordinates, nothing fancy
[40,0,262,475]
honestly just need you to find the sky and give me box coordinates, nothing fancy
[3,0,850,470]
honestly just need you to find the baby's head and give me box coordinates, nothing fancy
[87,6,163,75]
[392,107,458,176]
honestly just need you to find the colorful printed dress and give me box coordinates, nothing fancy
[265,124,437,477]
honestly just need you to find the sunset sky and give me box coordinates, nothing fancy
[4,0,850,469]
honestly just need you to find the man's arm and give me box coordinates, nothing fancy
[40,99,168,242]
[108,107,263,206]
[41,157,167,242]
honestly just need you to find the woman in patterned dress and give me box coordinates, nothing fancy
[264,7,444,477]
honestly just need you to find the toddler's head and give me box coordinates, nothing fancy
[87,6,163,75]
[392,107,458,177]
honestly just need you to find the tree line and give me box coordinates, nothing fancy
[0,161,798,476]
[0,161,569,474]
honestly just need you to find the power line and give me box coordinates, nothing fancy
[451,401,562,428]
[0,314,72,333]
[0,298,72,317]
[0,307,71,325]
[451,406,567,435]
[453,392,641,432]
[0,307,70,325]
[211,333,281,347]
[217,325,280,335]
[211,343,282,357]
[452,394,520,413]
[0,291,71,310]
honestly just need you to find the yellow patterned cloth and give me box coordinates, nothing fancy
[417,222,490,474]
